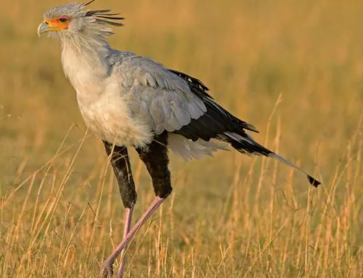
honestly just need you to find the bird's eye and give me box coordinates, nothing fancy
[58,17,68,23]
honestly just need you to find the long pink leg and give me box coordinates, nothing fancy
[117,207,133,278]
[100,197,165,278]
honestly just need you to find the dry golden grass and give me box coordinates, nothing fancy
[1,0,363,277]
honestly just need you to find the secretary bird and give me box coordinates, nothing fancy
[38,1,320,277]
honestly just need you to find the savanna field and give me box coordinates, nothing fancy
[1,0,363,277]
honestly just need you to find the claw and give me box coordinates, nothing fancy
[100,259,114,278]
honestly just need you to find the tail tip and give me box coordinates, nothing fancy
[308,175,321,187]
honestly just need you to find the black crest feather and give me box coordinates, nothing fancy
[84,4,125,27]
[84,0,95,7]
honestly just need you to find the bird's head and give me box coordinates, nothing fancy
[37,0,124,38]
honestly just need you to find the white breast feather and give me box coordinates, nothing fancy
[61,45,153,147]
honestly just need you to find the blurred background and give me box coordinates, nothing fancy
[1,0,363,277]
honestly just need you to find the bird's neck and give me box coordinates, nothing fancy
[59,33,112,92]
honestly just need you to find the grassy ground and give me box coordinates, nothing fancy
[1,0,363,277]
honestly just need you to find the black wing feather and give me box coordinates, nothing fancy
[168,69,321,187]
[169,69,258,141]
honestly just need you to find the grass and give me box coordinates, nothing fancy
[1,0,363,277]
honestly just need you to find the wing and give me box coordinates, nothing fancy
[169,69,258,141]
[119,55,206,135]
[114,55,321,187]
[117,55,257,139]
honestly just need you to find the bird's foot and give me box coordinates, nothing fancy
[100,258,114,278]
[99,197,165,277]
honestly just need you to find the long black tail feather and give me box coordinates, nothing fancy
[222,132,321,187]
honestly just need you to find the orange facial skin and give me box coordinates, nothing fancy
[44,17,70,31]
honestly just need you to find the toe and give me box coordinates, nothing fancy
[100,262,113,278]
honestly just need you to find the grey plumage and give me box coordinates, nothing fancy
[38,2,321,277]
[122,56,207,134]
[38,1,320,186]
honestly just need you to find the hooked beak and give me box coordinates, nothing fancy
[37,22,49,37]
